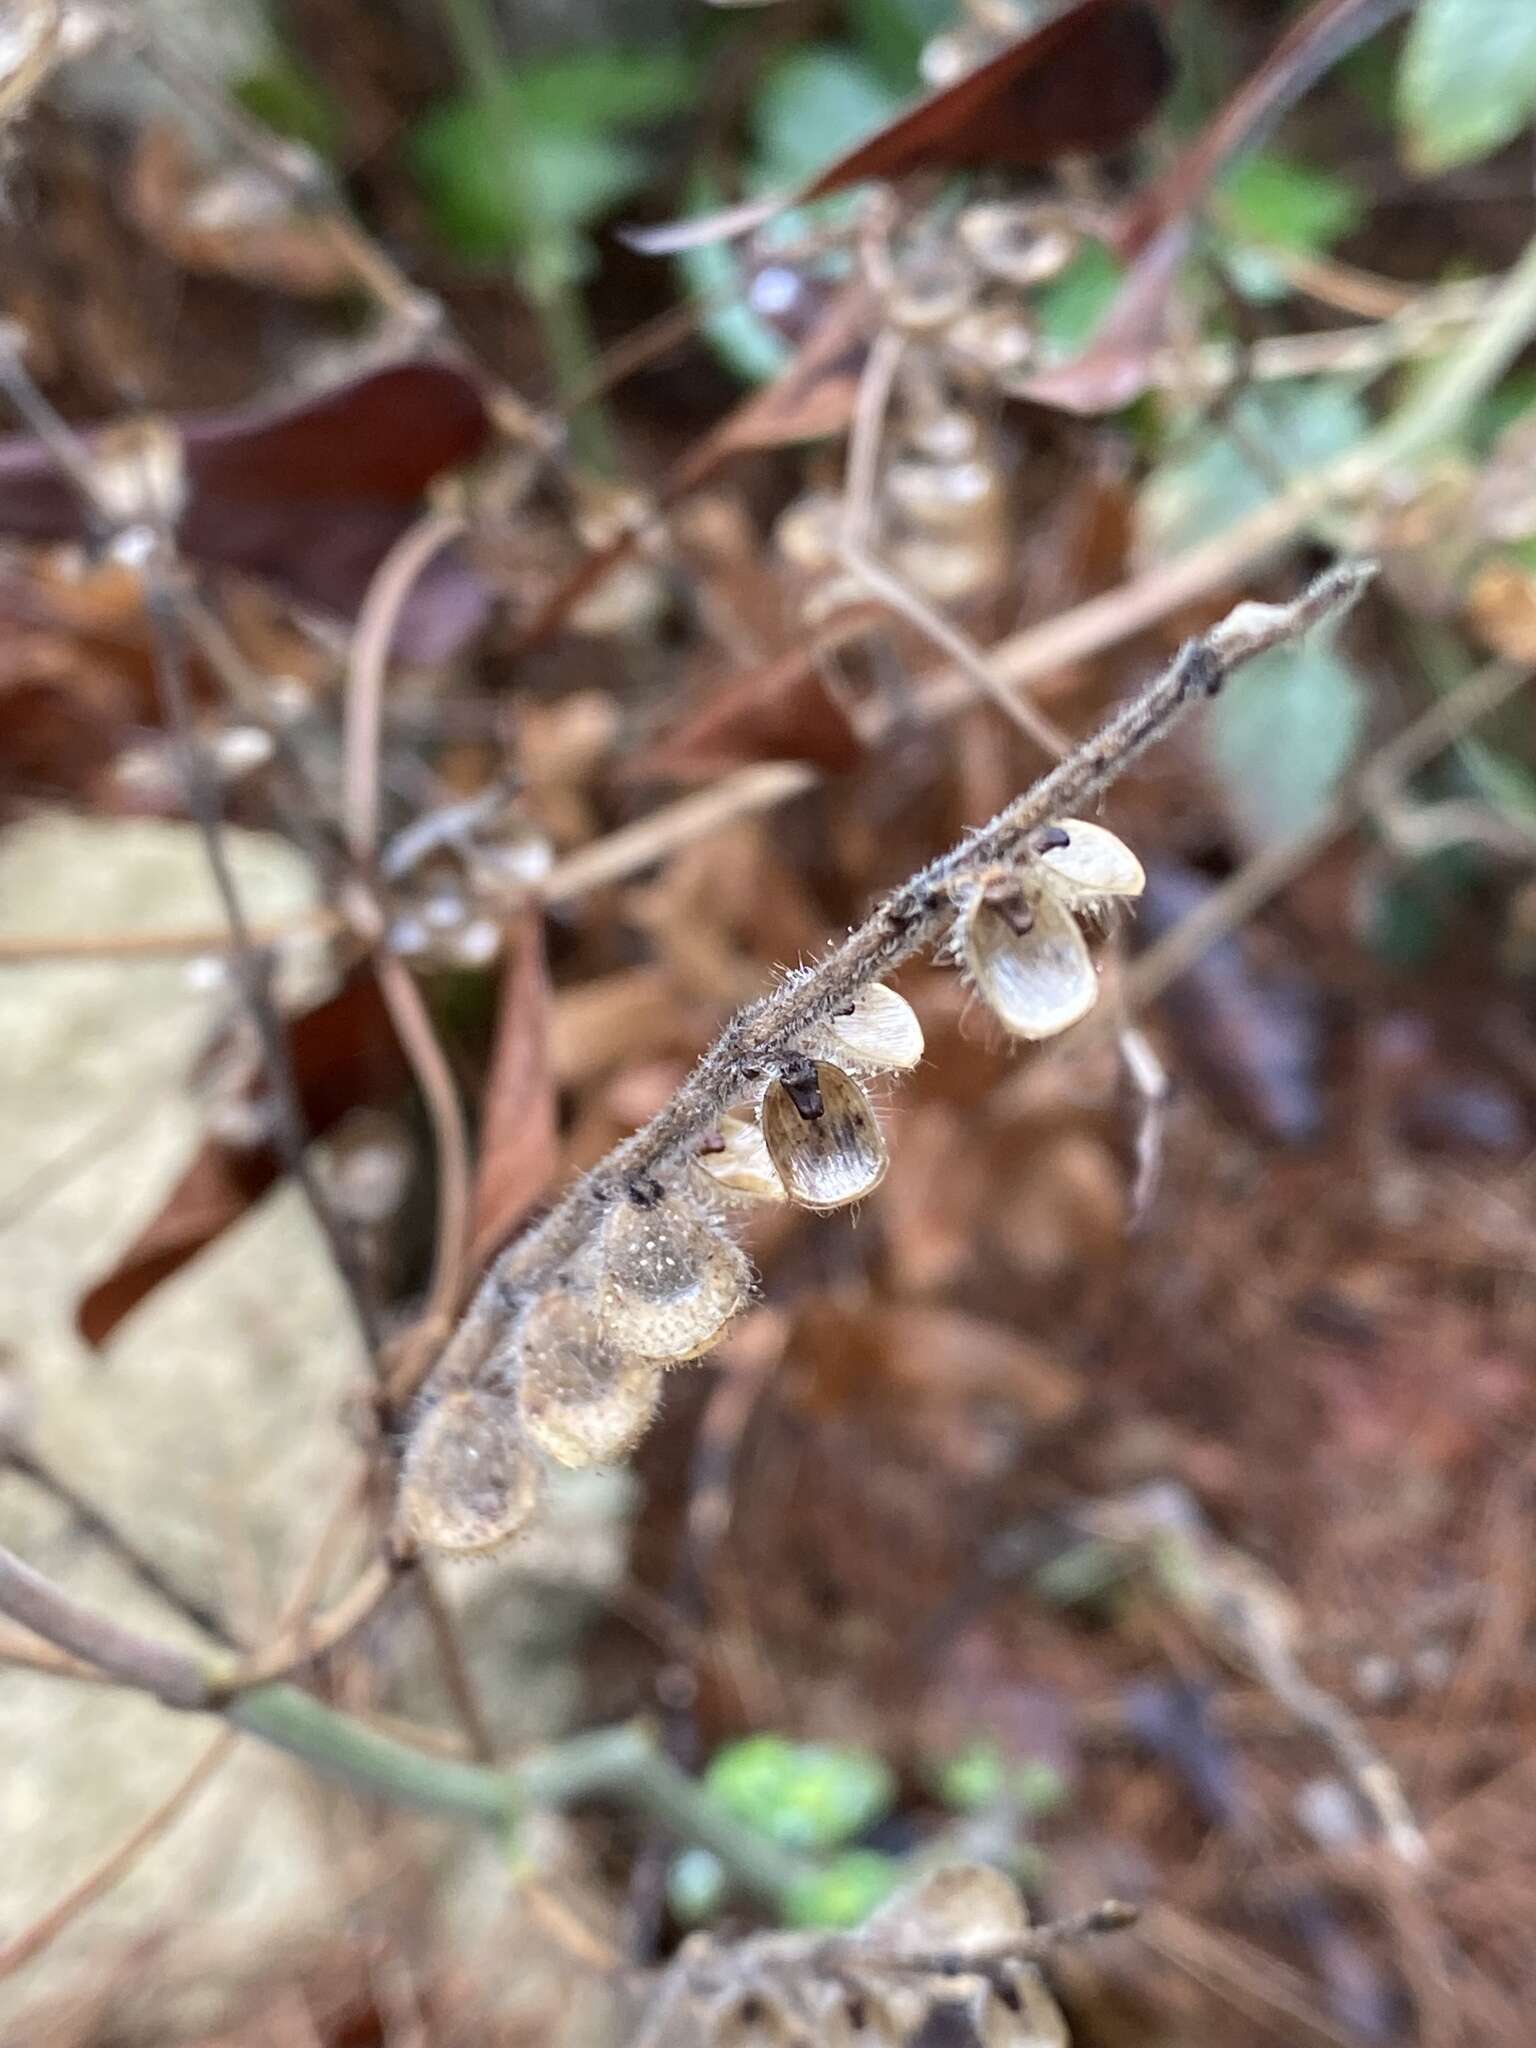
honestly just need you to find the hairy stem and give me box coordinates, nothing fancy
[444,565,1371,1338]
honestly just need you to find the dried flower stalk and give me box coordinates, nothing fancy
[401,564,1374,1552]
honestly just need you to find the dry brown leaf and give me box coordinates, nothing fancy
[468,908,558,1274]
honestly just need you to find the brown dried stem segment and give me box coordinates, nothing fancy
[404,565,1375,1552]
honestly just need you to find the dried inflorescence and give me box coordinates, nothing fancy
[629,1863,1077,2048]
[397,569,1370,1556]
[401,821,1140,1557]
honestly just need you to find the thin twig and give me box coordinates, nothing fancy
[835,537,1071,757]
[3,1444,236,1647]
[0,1730,237,1980]
[341,510,471,864]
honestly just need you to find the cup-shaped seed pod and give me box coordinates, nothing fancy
[1036,818,1145,907]
[889,535,1001,606]
[811,983,924,1074]
[884,247,976,335]
[978,1960,1071,2048]
[886,455,1001,536]
[518,1291,662,1468]
[598,1194,750,1362]
[397,1387,541,1556]
[694,1110,789,1204]
[944,305,1036,383]
[961,880,1098,1041]
[760,1061,888,1211]
[958,201,1079,288]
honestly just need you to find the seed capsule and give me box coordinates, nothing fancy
[760,1061,888,1210]
[518,1291,662,1467]
[958,201,1079,288]
[812,983,924,1074]
[1037,818,1146,904]
[961,881,1098,1041]
[693,1111,789,1204]
[398,1387,541,1555]
[599,1195,749,1361]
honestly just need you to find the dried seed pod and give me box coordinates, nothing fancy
[760,1061,888,1210]
[944,305,1036,382]
[961,880,1098,1041]
[958,201,1079,288]
[398,1386,541,1555]
[774,490,844,572]
[980,1960,1071,2048]
[694,1111,789,1204]
[889,535,1001,605]
[519,1291,662,1467]
[906,406,980,466]
[811,983,924,1074]
[599,1194,750,1361]
[1037,818,1145,904]
[863,1861,1028,1954]
[884,246,976,335]
[885,455,1001,535]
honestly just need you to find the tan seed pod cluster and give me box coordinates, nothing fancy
[398,1386,542,1555]
[956,819,1145,1041]
[517,1290,662,1468]
[599,1197,751,1360]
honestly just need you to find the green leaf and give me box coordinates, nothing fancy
[704,1735,896,1852]
[235,54,340,156]
[666,1847,728,1924]
[1218,151,1364,301]
[785,1850,902,1929]
[752,46,905,189]
[1219,152,1364,255]
[840,0,952,90]
[409,50,694,263]
[1137,381,1370,559]
[1033,240,1125,362]
[931,1741,1070,1818]
[1205,641,1368,848]
[1396,0,1536,172]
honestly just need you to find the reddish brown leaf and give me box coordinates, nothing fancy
[629,0,1171,255]
[469,909,558,1274]
[78,970,407,1346]
[0,362,494,660]
[803,0,1171,197]
[1022,0,1410,415]
[630,627,870,783]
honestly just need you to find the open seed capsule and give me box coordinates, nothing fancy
[812,983,924,1074]
[961,882,1098,1041]
[958,201,1079,288]
[599,1194,749,1361]
[760,1061,888,1210]
[693,1111,789,1204]
[1037,818,1145,905]
[518,1290,661,1468]
[398,1387,542,1555]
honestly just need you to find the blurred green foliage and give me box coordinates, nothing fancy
[1396,0,1536,173]
[705,1733,896,1852]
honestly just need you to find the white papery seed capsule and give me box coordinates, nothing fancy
[693,1111,789,1204]
[518,1291,661,1468]
[760,1061,888,1211]
[1037,817,1146,907]
[810,983,924,1074]
[958,201,1080,288]
[598,1194,750,1361]
[961,880,1099,1041]
[398,1386,542,1555]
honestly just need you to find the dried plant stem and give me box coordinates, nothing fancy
[467,566,1370,1324]
[0,1535,809,1904]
